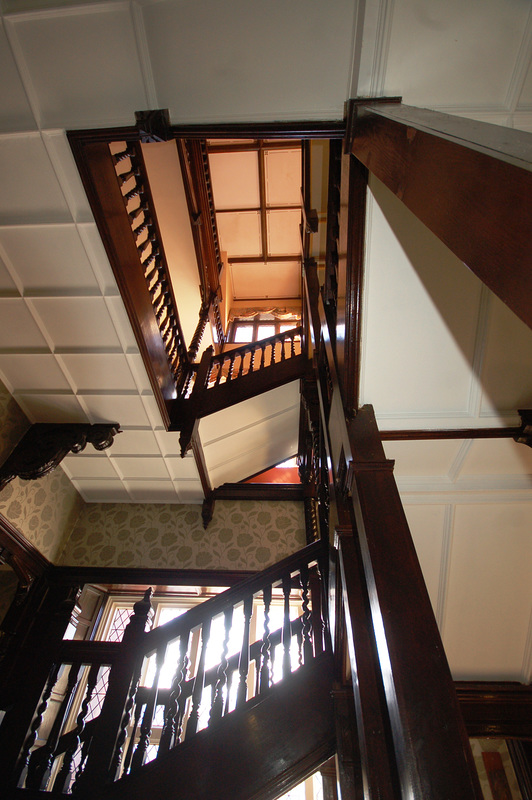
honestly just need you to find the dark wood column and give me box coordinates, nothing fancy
[349,101,532,330]
[346,405,482,800]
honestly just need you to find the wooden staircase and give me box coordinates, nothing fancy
[4,543,333,800]
[170,327,308,456]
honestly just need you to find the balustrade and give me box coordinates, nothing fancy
[9,542,327,795]
[110,142,191,396]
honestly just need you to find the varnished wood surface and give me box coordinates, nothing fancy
[350,103,532,330]
[100,654,335,800]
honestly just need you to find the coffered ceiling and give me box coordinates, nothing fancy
[0,0,531,682]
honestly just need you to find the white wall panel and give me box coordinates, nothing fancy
[444,503,532,680]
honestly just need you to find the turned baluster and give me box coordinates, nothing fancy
[123,693,144,776]
[227,353,237,381]
[112,144,134,164]
[236,595,253,708]
[26,661,83,790]
[237,351,245,378]
[186,617,211,739]
[159,631,190,753]
[281,575,293,680]
[213,359,223,387]
[124,182,143,203]
[259,585,272,692]
[259,342,266,370]
[299,563,313,664]
[309,567,324,656]
[280,334,286,361]
[15,662,61,788]
[210,606,233,724]
[55,661,100,794]
[131,643,167,771]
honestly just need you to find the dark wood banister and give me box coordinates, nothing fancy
[144,539,325,654]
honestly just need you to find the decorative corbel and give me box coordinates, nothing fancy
[0,423,121,492]
[514,410,532,448]
[135,109,171,143]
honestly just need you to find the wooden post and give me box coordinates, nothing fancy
[346,405,482,799]
[349,101,532,330]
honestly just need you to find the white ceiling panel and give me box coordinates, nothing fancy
[9,5,147,128]
[0,133,71,224]
[142,0,355,122]
[231,261,300,300]
[0,224,99,293]
[165,456,200,481]
[361,177,482,416]
[104,295,140,353]
[443,503,532,680]
[78,394,149,428]
[76,223,117,295]
[58,353,137,393]
[14,391,87,423]
[0,20,36,132]
[0,256,19,293]
[384,440,461,477]
[0,353,70,391]
[41,131,93,223]
[518,58,532,108]
[480,295,532,414]
[28,297,122,350]
[0,297,48,349]
[209,151,260,209]
[385,0,530,109]
[106,428,161,457]
[62,453,119,481]
[154,430,182,458]
[111,456,171,481]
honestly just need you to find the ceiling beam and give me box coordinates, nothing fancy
[348,101,532,330]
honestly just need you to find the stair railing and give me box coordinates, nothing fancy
[11,541,328,796]
[184,326,303,399]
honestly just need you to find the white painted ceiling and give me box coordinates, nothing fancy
[0,0,531,682]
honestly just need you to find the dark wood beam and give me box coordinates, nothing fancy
[381,426,521,441]
[336,152,367,416]
[349,101,532,330]
[455,682,532,739]
[346,405,482,800]
[212,483,304,501]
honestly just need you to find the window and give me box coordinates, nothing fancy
[229,312,300,343]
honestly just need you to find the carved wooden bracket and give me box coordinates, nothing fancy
[514,410,532,448]
[135,108,171,143]
[0,423,121,492]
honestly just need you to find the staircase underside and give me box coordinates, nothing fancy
[198,381,301,486]
[101,654,335,800]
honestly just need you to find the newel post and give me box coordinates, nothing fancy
[74,589,153,797]
[0,574,80,788]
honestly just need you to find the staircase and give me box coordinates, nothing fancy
[171,327,307,456]
[6,542,333,800]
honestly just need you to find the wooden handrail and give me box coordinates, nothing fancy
[11,541,328,795]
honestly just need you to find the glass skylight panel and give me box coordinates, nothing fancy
[209,150,260,209]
